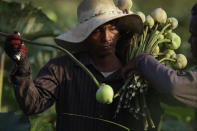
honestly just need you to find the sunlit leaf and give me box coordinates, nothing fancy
[0,0,58,41]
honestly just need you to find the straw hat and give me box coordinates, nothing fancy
[55,0,143,53]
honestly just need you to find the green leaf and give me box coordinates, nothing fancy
[160,120,191,131]
[161,103,195,123]
[0,0,58,41]
[0,112,30,131]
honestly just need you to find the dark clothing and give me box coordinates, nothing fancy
[135,53,197,131]
[135,53,197,107]
[10,52,162,131]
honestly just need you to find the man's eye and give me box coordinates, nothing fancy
[110,27,117,31]
[94,29,101,33]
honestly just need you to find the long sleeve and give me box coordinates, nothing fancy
[10,59,61,115]
[135,53,197,108]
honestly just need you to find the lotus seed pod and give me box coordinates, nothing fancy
[151,8,167,24]
[145,15,154,28]
[164,49,176,59]
[159,34,164,40]
[136,11,146,23]
[165,32,181,50]
[96,83,114,104]
[164,29,172,35]
[155,30,164,40]
[152,45,160,57]
[167,17,178,29]
[117,0,133,14]
[172,54,187,69]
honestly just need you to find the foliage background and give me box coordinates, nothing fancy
[0,0,197,130]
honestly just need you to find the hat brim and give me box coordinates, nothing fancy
[55,13,143,53]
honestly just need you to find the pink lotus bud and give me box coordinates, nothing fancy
[151,8,167,24]
[117,0,133,14]
[167,17,178,29]
[145,15,154,28]
[136,11,146,23]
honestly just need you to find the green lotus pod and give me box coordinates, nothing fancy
[151,8,167,24]
[145,15,154,28]
[96,83,114,104]
[172,54,187,70]
[164,49,176,59]
[152,45,160,57]
[117,0,133,14]
[164,29,172,36]
[155,30,164,40]
[165,32,181,50]
[136,11,146,23]
[167,17,178,29]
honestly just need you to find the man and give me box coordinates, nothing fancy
[129,3,197,131]
[5,0,161,131]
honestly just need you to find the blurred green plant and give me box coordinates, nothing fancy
[0,112,30,131]
[0,52,5,112]
[0,0,196,131]
[0,0,58,41]
[0,0,59,130]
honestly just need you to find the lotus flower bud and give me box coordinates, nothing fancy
[167,17,178,29]
[136,11,146,23]
[145,15,154,28]
[164,49,176,59]
[172,54,187,69]
[165,32,181,50]
[155,30,164,40]
[96,83,114,104]
[151,8,167,24]
[152,45,160,57]
[165,29,172,35]
[117,0,133,14]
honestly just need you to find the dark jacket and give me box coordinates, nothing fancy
[10,52,162,131]
[135,53,197,131]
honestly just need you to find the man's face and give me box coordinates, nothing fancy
[189,15,197,60]
[86,22,120,57]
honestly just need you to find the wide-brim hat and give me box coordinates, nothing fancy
[55,0,143,53]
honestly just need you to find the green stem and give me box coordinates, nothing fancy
[146,24,171,53]
[0,32,100,88]
[128,35,138,61]
[0,52,5,112]
[136,35,144,56]
[143,26,149,44]
[141,92,155,129]
[159,57,176,63]
[145,24,159,51]
[63,112,130,131]
[114,75,133,98]
[137,26,149,55]
[144,117,149,130]
[150,39,171,54]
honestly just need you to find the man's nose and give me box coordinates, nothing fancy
[102,30,111,42]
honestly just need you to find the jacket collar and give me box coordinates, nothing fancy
[73,52,94,66]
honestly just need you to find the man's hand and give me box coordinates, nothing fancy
[4,32,27,63]
[121,58,138,80]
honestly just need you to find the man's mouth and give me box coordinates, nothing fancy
[103,44,111,49]
[102,42,112,49]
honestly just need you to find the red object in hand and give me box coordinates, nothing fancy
[4,33,27,62]
[6,34,27,53]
